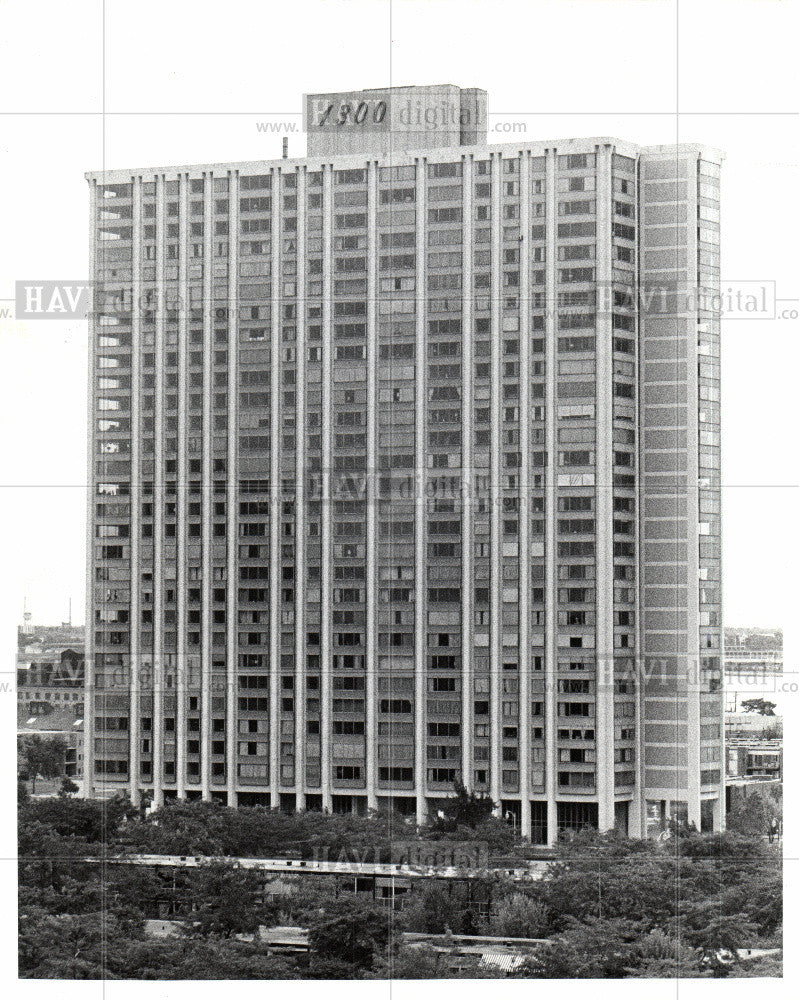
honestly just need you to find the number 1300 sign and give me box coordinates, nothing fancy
[317,100,388,127]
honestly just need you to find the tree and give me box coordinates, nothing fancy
[20,793,134,841]
[736,953,783,977]
[368,943,505,980]
[625,927,704,978]
[278,878,340,927]
[523,916,647,978]
[530,824,783,956]
[59,777,79,796]
[120,799,409,861]
[19,910,297,980]
[368,943,442,978]
[19,910,126,979]
[674,902,759,968]
[119,799,229,855]
[401,881,485,935]
[487,892,549,938]
[19,736,67,793]
[129,938,298,980]
[20,791,782,980]
[18,818,93,903]
[307,898,394,975]
[103,864,170,922]
[180,863,264,938]
[431,780,495,831]
[435,816,517,854]
[741,698,777,716]
[727,786,781,838]
[535,842,677,931]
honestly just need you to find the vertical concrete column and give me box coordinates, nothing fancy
[128,175,142,805]
[83,178,98,798]
[595,144,616,832]
[152,173,166,808]
[176,172,189,802]
[268,166,282,805]
[294,165,307,812]
[716,638,726,833]
[460,154,475,790]
[320,163,334,812]
[365,160,378,812]
[200,172,214,802]
[413,157,428,827]
[226,169,240,808]
[518,151,532,839]
[632,154,645,839]
[684,154,702,831]
[489,152,502,811]
[544,148,558,846]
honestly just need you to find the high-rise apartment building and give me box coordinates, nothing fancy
[84,85,723,843]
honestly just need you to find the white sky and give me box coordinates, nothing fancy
[1,0,797,643]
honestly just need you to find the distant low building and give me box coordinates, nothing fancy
[18,707,85,779]
[724,626,782,681]
[724,712,782,738]
[726,738,782,782]
[17,624,85,711]
[723,626,783,722]
[17,624,86,779]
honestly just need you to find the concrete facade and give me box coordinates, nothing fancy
[84,85,723,842]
